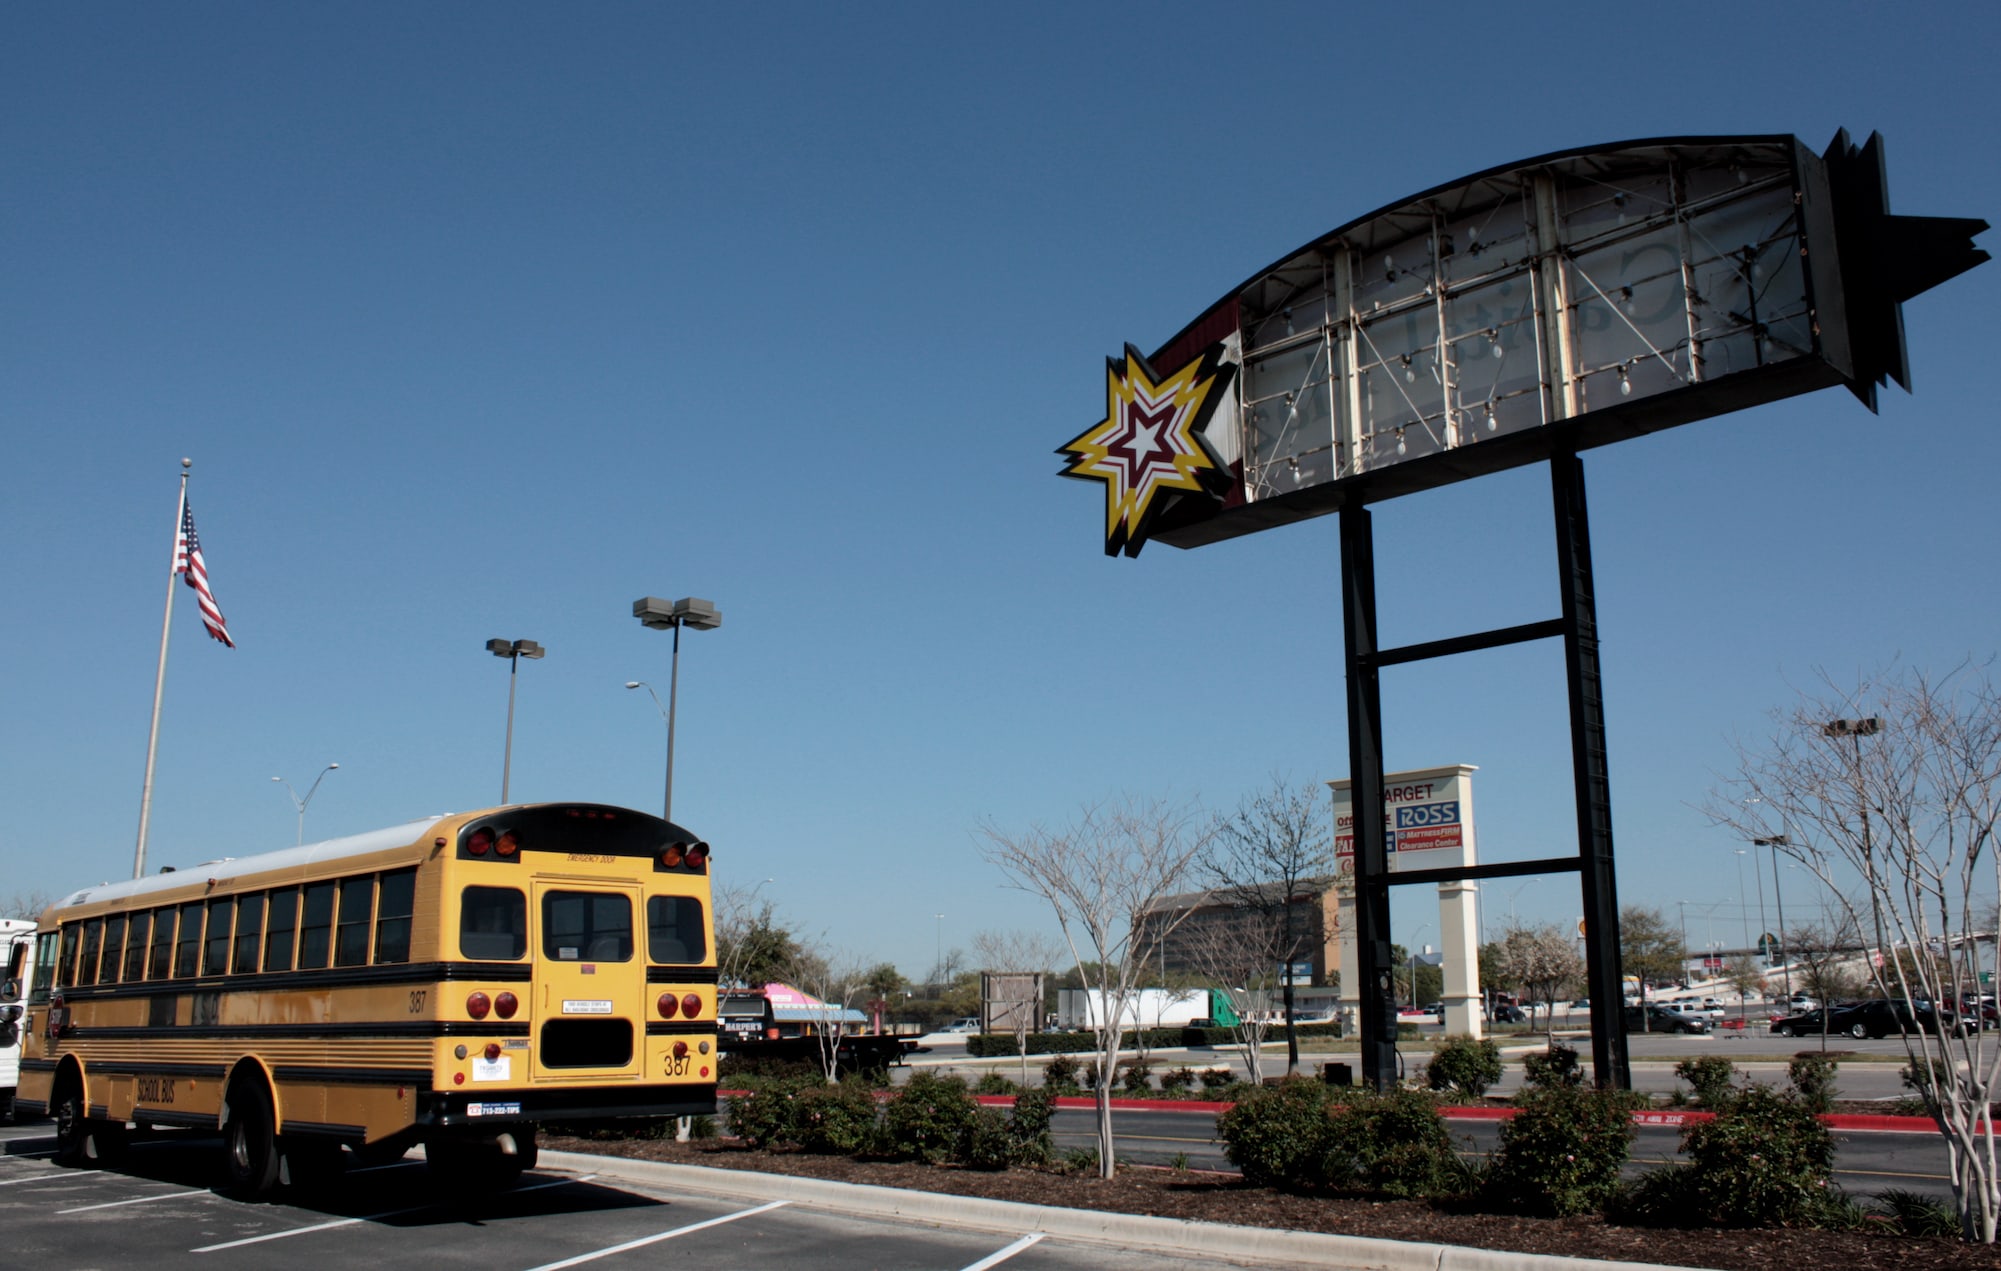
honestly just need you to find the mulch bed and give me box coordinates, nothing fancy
[542,1135,2000,1271]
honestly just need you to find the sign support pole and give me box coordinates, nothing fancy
[1340,503,1398,1090]
[1552,450,1631,1089]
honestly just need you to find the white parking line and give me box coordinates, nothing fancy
[0,1173,73,1187]
[521,1199,791,1271]
[188,1171,595,1252]
[960,1232,1046,1270]
[59,1189,207,1215]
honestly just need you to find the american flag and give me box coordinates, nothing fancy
[175,501,235,648]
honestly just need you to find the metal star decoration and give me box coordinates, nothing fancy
[1057,343,1234,557]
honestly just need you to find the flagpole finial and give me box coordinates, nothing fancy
[181,457,191,469]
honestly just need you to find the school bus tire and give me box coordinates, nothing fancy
[222,1074,281,1199]
[50,1068,88,1166]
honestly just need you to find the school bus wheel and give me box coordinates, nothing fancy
[222,1074,281,1198]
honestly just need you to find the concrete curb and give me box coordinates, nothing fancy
[541,1148,1706,1271]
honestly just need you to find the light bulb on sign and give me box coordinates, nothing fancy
[1395,428,1407,456]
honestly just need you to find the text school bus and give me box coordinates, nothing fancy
[17,802,716,1195]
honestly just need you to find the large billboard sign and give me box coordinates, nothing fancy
[1060,131,1985,556]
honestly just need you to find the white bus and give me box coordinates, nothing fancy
[1,918,34,1122]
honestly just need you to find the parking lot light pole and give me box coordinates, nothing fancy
[271,763,339,846]
[487,638,544,804]
[631,597,721,823]
[1754,835,1792,998]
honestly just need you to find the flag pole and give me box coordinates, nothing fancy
[134,458,192,879]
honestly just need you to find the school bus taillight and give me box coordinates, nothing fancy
[494,992,518,1019]
[466,828,494,856]
[484,1043,502,1061]
[467,992,492,1020]
[686,843,709,871]
[657,993,679,1019]
[681,993,701,1019]
[673,1041,689,1059]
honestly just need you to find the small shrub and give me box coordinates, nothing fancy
[973,1071,1016,1096]
[1678,1083,1837,1226]
[1008,1088,1055,1166]
[883,1072,980,1163]
[686,1114,717,1140]
[1041,1053,1081,1091]
[1199,1067,1236,1094]
[791,1079,879,1155]
[1214,1077,1337,1189]
[1486,1086,1643,1216]
[1326,1086,1470,1199]
[1521,1043,1583,1090]
[1674,1056,1737,1108]
[1159,1067,1196,1094]
[1119,1060,1154,1094]
[1787,1053,1840,1114]
[956,1108,1017,1170]
[724,1074,818,1148]
[1425,1035,1503,1100]
[1873,1187,1960,1237]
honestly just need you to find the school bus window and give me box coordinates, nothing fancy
[374,868,416,965]
[56,924,80,989]
[101,914,127,985]
[202,899,234,976]
[646,895,707,965]
[460,887,526,960]
[148,908,176,980]
[31,933,57,1004]
[335,876,374,968]
[234,893,266,975]
[298,882,335,970]
[543,891,632,962]
[265,888,299,972]
[77,919,103,987]
[124,911,152,982]
[173,901,203,978]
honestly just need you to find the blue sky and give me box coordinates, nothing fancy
[5,4,1997,979]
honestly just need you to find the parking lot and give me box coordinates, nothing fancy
[0,1123,1304,1271]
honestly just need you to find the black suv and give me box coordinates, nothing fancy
[1772,998,1962,1039]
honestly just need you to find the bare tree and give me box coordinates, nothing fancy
[971,929,1065,1086]
[1710,667,2001,1241]
[1201,774,1334,1074]
[1175,904,1283,1084]
[1786,915,1869,1048]
[978,796,1214,1178]
[1492,925,1583,1035]
[1,891,52,922]
[790,952,867,1084]
[713,884,805,991]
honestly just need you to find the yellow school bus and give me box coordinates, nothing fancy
[17,802,716,1195]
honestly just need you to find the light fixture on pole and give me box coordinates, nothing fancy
[631,597,721,824]
[1754,834,1792,998]
[271,763,339,847]
[486,638,544,804]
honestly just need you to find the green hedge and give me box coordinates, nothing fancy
[964,1021,1407,1058]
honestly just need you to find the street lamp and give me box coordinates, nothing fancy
[631,597,722,823]
[1731,849,1752,952]
[1754,835,1792,998]
[624,681,674,818]
[271,763,338,847]
[486,638,544,804]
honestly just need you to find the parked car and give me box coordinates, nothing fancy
[938,1017,983,1034]
[1623,1004,1711,1034]
[1772,999,1963,1039]
[1490,1004,1527,1024]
